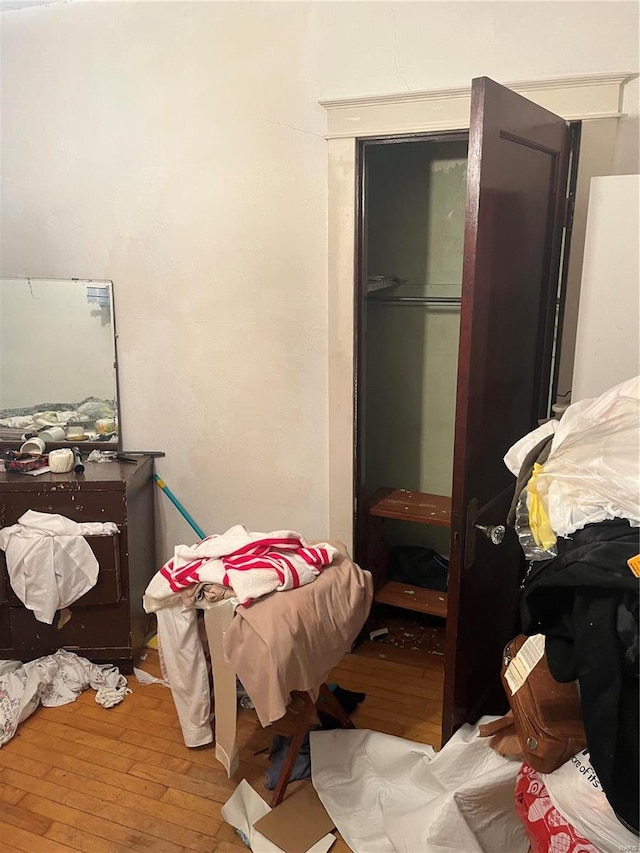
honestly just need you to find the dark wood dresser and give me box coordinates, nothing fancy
[0,456,156,673]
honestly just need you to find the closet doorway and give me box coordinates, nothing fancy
[353,77,575,742]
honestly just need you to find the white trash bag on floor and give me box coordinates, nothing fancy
[310,718,528,853]
[543,750,639,853]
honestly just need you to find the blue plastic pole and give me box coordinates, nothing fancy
[153,474,206,540]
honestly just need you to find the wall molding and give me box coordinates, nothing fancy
[321,73,635,139]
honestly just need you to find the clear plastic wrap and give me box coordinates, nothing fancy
[514,490,557,561]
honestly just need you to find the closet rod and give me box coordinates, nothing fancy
[368,296,462,305]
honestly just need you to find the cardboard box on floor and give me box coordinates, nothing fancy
[221,779,335,853]
[254,787,335,853]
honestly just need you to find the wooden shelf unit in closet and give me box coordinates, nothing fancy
[367,487,450,620]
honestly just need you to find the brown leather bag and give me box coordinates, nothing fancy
[500,634,587,774]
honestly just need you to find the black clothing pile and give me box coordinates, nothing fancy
[388,545,449,592]
[520,518,639,833]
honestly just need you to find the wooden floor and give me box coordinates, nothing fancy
[0,643,444,852]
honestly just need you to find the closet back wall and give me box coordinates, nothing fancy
[1,2,637,562]
[365,141,466,500]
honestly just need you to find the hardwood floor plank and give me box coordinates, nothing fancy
[44,822,134,853]
[24,717,194,774]
[401,720,443,747]
[0,744,50,778]
[2,767,216,852]
[352,688,442,718]
[350,641,446,673]
[17,743,169,800]
[89,696,182,729]
[1,643,442,852]
[0,781,27,805]
[6,732,153,796]
[338,648,442,678]
[215,821,246,843]
[350,713,406,737]
[42,766,223,837]
[349,701,431,728]
[35,704,127,741]
[118,727,222,767]
[129,761,234,803]
[22,794,185,853]
[328,667,443,701]
[72,701,188,744]
[160,786,224,820]
[0,799,53,835]
[337,659,445,692]
[0,821,79,853]
[13,726,136,773]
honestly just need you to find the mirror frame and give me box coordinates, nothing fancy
[0,277,122,454]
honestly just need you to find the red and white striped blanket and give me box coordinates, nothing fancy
[143,525,338,610]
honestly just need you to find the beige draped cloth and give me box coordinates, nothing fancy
[222,543,373,727]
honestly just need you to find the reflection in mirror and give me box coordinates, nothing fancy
[0,278,119,447]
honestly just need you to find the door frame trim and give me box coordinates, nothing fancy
[322,73,632,139]
[324,73,632,552]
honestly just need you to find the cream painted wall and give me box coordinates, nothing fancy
[0,2,329,560]
[316,1,639,118]
[1,1,638,561]
[572,175,640,400]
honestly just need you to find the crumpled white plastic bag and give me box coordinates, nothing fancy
[504,377,640,547]
[543,750,639,853]
[535,376,640,538]
[310,719,528,853]
[504,419,558,477]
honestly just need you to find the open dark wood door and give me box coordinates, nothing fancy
[442,77,570,741]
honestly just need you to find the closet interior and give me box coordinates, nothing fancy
[358,135,469,654]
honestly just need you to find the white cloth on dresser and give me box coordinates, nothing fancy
[0,510,118,624]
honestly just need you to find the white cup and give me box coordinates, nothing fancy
[40,426,67,442]
[48,448,75,473]
[20,437,46,456]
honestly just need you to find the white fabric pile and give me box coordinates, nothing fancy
[0,649,130,747]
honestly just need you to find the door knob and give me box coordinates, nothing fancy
[475,523,505,545]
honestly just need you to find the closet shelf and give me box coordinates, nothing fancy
[367,295,461,305]
[375,581,448,619]
[368,487,452,527]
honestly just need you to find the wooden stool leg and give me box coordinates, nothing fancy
[318,683,356,729]
[270,693,317,808]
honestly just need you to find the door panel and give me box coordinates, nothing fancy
[443,77,570,740]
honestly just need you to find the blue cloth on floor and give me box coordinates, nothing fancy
[265,732,312,789]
